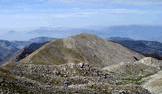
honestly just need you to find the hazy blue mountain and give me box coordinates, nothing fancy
[0,37,55,64]
[1,25,162,42]
[29,37,55,44]
[0,40,19,64]
[28,27,96,38]
[28,25,162,42]
[15,42,49,62]
[11,41,29,49]
[15,37,56,62]
[99,25,162,42]
[109,37,162,59]
[11,37,55,49]
[0,47,17,63]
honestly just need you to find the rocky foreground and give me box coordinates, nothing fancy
[0,34,162,94]
[0,62,152,94]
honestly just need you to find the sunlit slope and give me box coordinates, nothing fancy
[20,34,144,67]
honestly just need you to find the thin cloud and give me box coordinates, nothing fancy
[113,0,162,5]
[47,0,162,5]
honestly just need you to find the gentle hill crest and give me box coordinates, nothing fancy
[20,33,144,67]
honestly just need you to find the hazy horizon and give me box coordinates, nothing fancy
[0,25,162,42]
[0,0,162,30]
[0,0,162,41]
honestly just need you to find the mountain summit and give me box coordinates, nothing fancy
[20,33,144,67]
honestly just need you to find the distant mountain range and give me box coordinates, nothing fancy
[0,37,54,64]
[1,25,162,42]
[1,33,162,65]
[91,25,162,42]
[15,42,49,62]
[109,37,162,60]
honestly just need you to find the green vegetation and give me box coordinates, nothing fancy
[117,76,145,85]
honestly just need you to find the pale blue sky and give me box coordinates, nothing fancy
[0,0,162,31]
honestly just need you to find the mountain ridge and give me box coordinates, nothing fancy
[0,37,54,65]
[109,37,162,60]
[20,33,144,67]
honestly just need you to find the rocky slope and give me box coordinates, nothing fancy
[1,34,161,94]
[0,62,151,94]
[103,57,162,85]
